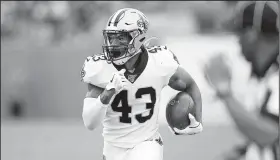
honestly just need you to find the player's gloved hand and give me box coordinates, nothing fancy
[172,113,203,135]
[204,54,232,97]
[106,69,129,94]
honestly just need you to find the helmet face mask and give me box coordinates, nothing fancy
[102,8,149,65]
[102,30,133,63]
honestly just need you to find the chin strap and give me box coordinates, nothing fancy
[113,36,159,65]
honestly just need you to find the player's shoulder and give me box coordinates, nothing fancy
[146,45,170,56]
[146,45,180,65]
[80,53,113,87]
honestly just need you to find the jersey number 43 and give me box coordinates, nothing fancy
[111,87,156,124]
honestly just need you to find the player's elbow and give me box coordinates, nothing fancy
[84,123,95,131]
[82,113,98,131]
[255,124,279,147]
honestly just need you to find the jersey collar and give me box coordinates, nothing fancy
[113,48,149,83]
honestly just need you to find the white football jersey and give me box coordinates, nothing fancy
[231,64,279,118]
[81,46,179,148]
[264,70,279,119]
[231,63,279,160]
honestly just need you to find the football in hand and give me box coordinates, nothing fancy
[166,92,195,130]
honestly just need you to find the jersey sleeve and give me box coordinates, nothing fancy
[150,46,180,86]
[80,55,110,88]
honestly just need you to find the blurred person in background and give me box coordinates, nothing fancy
[44,1,70,42]
[32,1,70,42]
[80,8,203,160]
[72,2,95,33]
[1,1,17,38]
[204,1,279,160]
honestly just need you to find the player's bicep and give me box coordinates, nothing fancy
[85,83,104,98]
[168,66,194,91]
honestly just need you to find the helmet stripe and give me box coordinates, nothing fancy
[108,12,117,26]
[113,9,129,27]
[109,9,124,26]
[237,1,279,33]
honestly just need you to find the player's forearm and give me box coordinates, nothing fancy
[99,89,116,104]
[82,89,116,130]
[185,82,203,123]
[220,94,278,147]
[82,96,108,130]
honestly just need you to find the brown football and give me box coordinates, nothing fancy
[166,92,195,130]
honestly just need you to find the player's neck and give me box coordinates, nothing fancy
[125,53,141,73]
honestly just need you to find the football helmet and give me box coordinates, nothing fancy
[228,1,279,34]
[102,8,149,65]
[227,1,279,78]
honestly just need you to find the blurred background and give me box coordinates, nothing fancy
[1,1,266,160]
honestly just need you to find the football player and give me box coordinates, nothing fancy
[204,1,279,160]
[80,8,203,160]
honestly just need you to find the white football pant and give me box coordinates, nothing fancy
[103,133,163,160]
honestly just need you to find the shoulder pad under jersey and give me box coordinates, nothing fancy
[147,45,180,85]
[147,45,180,65]
[80,54,114,88]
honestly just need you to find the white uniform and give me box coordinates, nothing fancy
[81,46,179,160]
[244,70,279,160]
[231,61,279,160]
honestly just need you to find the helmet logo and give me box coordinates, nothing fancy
[127,74,137,83]
[137,19,149,32]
